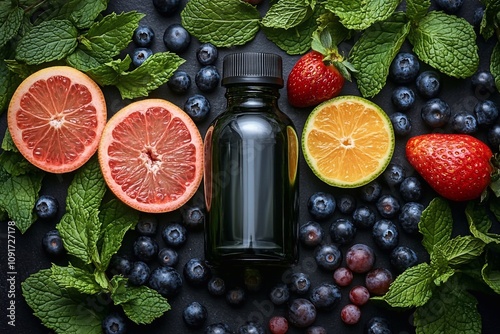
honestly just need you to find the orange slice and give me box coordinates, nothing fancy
[8,66,107,173]
[98,99,203,213]
[302,96,395,188]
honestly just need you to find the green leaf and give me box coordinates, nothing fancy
[429,247,455,286]
[22,269,104,334]
[0,151,38,176]
[312,12,350,55]
[372,263,434,308]
[414,277,481,334]
[261,0,312,30]
[65,157,106,213]
[466,201,500,245]
[50,264,102,295]
[181,0,261,47]
[482,253,500,294]
[480,0,500,40]
[0,4,23,48]
[405,0,430,23]
[439,236,485,267]
[39,0,108,29]
[491,42,500,93]
[65,47,107,72]
[111,277,171,325]
[419,197,453,254]
[408,11,479,78]
[0,60,21,113]
[325,0,402,30]
[15,19,78,65]
[349,12,410,97]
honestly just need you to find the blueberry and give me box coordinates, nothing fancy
[359,180,382,203]
[337,194,356,214]
[451,112,478,134]
[390,112,411,136]
[133,25,154,47]
[307,326,327,334]
[391,86,415,111]
[421,98,450,128]
[196,43,218,65]
[329,218,357,245]
[184,94,211,122]
[204,322,233,334]
[237,321,265,334]
[472,7,485,28]
[314,244,342,271]
[365,316,392,334]
[389,52,420,84]
[375,194,400,218]
[309,282,341,310]
[207,276,226,296]
[183,258,211,286]
[287,298,317,328]
[109,254,132,276]
[131,48,153,67]
[195,66,221,92]
[352,205,376,229]
[157,247,179,267]
[226,286,246,307]
[35,195,59,220]
[299,221,324,247]
[153,0,180,16]
[168,70,191,94]
[390,246,418,272]
[474,100,498,127]
[133,235,158,262]
[136,214,158,236]
[435,0,464,13]
[488,124,500,150]
[307,192,336,220]
[471,70,496,99]
[398,202,424,234]
[148,266,183,297]
[161,222,187,248]
[181,204,205,229]
[163,23,191,53]
[416,71,441,99]
[382,162,406,188]
[102,313,127,334]
[372,219,399,250]
[289,272,311,295]
[183,301,208,328]
[399,176,422,202]
[269,283,290,305]
[42,229,65,257]
[128,261,150,286]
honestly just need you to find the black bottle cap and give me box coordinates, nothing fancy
[222,52,283,87]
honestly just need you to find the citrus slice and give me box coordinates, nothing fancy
[302,96,395,188]
[98,99,203,213]
[7,66,107,173]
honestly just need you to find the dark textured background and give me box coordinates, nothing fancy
[1,1,500,333]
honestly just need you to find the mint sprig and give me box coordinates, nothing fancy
[480,0,500,91]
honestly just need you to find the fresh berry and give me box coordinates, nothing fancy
[109,254,132,276]
[389,52,419,84]
[195,66,220,92]
[474,100,498,126]
[183,258,211,286]
[421,98,450,128]
[352,205,376,229]
[268,316,288,334]
[435,0,464,13]
[148,266,183,297]
[349,285,370,306]
[390,112,411,136]
[398,202,424,234]
[289,272,311,295]
[196,43,218,65]
[299,221,325,247]
[287,51,346,108]
[391,86,415,111]
[416,70,441,99]
[376,195,400,218]
[269,283,290,305]
[184,94,211,122]
[346,243,376,274]
[42,229,65,257]
[399,176,422,202]
[333,267,353,287]
[365,268,393,296]
[153,0,180,16]
[309,282,341,309]
[315,244,342,271]
[406,133,493,201]
[131,48,153,67]
[329,218,357,244]
[365,316,393,334]
[451,112,478,134]
[181,204,205,229]
[102,313,127,334]
[372,219,399,250]
[237,321,265,334]
[161,222,187,248]
[471,70,496,99]
[133,25,155,47]
[128,261,150,286]
[473,6,485,28]
[207,276,226,297]
[359,180,383,203]
[35,195,59,220]
[168,70,191,94]
[163,23,191,53]
[390,246,418,273]
[337,194,356,214]
[157,247,179,267]
[340,304,361,325]
[382,162,406,188]
[306,326,327,334]
[136,214,158,236]
[287,298,317,328]
[488,124,500,150]
[183,301,208,328]
[133,235,158,262]
[226,286,246,307]
[205,322,233,334]
[307,192,336,220]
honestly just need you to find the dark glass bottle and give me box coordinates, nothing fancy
[204,52,299,267]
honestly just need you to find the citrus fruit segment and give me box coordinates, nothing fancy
[98,99,203,213]
[7,66,107,173]
[302,96,395,188]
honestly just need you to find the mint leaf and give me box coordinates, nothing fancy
[480,0,500,40]
[408,11,479,78]
[65,47,106,72]
[419,197,453,254]
[0,151,37,176]
[111,277,171,325]
[439,236,485,267]
[372,262,434,307]
[0,4,23,48]
[491,42,500,92]
[65,157,106,213]
[22,269,104,334]
[429,247,455,286]
[15,19,78,65]
[40,0,108,29]
[0,54,21,112]
[50,264,102,295]
[325,0,401,30]
[261,0,312,30]
[482,254,500,294]
[406,0,430,23]
[181,0,260,47]
[349,12,410,97]
[414,277,481,334]
[466,201,500,245]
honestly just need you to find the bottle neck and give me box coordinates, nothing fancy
[225,84,281,111]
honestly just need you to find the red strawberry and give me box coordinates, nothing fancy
[406,134,493,202]
[287,51,345,108]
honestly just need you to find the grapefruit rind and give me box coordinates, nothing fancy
[98,99,203,213]
[7,66,107,174]
[301,96,395,188]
